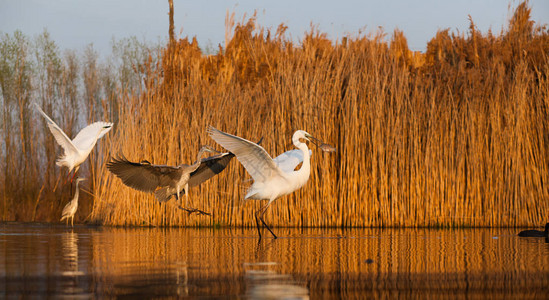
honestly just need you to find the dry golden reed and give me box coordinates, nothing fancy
[89,3,549,227]
[1,2,547,227]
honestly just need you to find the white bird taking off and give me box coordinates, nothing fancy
[60,177,86,226]
[208,126,335,240]
[33,103,113,182]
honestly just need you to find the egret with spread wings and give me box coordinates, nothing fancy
[208,126,335,240]
[34,103,113,182]
[107,145,230,213]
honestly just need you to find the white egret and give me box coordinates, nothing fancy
[60,177,86,226]
[34,103,113,182]
[208,126,335,240]
[107,145,224,214]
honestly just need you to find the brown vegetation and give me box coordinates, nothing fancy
[2,2,548,227]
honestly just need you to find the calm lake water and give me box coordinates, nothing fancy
[1,223,548,299]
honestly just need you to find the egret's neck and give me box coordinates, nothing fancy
[74,181,80,200]
[293,138,311,177]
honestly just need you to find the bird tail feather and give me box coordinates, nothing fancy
[56,155,69,168]
[154,187,174,203]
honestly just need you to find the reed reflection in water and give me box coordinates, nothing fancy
[0,224,548,298]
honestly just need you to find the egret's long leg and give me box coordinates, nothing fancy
[255,210,263,240]
[258,203,277,239]
[64,170,72,184]
[70,171,77,183]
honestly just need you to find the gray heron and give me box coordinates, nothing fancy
[107,145,229,214]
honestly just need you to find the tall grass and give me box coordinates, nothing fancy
[90,2,549,227]
[2,2,548,227]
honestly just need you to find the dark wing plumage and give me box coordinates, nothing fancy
[188,152,234,188]
[187,137,262,188]
[107,155,182,193]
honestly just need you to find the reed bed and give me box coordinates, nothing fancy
[1,2,548,227]
[90,3,549,227]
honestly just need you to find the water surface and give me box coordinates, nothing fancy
[1,224,548,298]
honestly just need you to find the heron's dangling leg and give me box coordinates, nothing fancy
[176,186,211,216]
[183,183,189,207]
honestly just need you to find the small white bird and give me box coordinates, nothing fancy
[60,177,86,226]
[34,103,113,182]
[208,126,335,240]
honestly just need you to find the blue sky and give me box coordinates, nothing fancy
[1,0,548,55]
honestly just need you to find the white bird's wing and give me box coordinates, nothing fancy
[208,126,280,182]
[273,149,312,173]
[33,103,79,155]
[72,122,113,151]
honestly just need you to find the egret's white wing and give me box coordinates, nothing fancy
[208,126,280,182]
[72,122,113,151]
[273,149,312,173]
[33,103,79,155]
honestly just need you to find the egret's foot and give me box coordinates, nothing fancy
[177,206,212,216]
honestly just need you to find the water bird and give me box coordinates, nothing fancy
[518,223,549,237]
[107,145,227,214]
[60,178,86,226]
[208,126,335,240]
[34,103,113,182]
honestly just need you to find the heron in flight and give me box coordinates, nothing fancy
[60,177,86,226]
[208,126,335,240]
[34,103,113,182]
[107,145,228,214]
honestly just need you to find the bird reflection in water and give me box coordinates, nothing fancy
[61,231,83,276]
[175,261,189,297]
[244,262,309,300]
[60,230,85,296]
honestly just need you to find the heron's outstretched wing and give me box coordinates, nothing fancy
[273,149,313,173]
[208,126,280,182]
[72,122,113,151]
[107,155,182,193]
[33,103,79,156]
[188,152,234,187]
